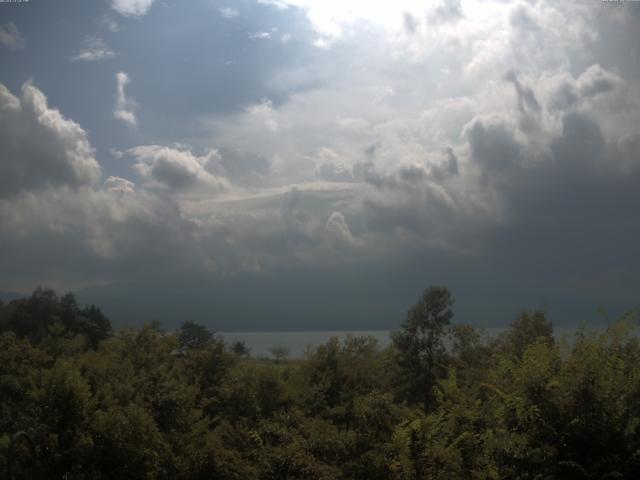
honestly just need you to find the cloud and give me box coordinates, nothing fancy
[114,72,137,127]
[429,0,463,23]
[101,15,120,32]
[504,70,541,116]
[314,148,355,182]
[464,117,523,179]
[577,64,622,97]
[402,12,419,35]
[110,0,156,17]
[248,31,272,40]
[548,64,626,112]
[326,211,362,247]
[0,83,202,289]
[104,176,135,194]
[0,183,204,291]
[128,145,230,192]
[71,37,115,62]
[0,82,101,197]
[0,22,24,50]
[2,1,640,322]
[219,7,240,19]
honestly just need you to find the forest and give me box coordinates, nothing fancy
[1,286,639,479]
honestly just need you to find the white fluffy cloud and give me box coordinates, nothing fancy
[114,72,137,127]
[104,176,135,194]
[110,0,156,17]
[128,145,230,192]
[0,82,101,196]
[0,22,24,50]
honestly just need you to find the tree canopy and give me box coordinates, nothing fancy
[1,286,639,479]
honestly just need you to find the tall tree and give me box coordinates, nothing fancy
[391,286,454,411]
[501,310,553,359]
[178,321,214,350]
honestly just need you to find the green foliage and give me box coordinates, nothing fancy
[178,321,214,350]
[0,288,111,348]
[230,340,251,358]
[391,286,454,411]
[269,345,290,363]
[1,287,639,479]
[499,310,554,359]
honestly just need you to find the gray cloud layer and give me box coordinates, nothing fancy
[1,0,639,327]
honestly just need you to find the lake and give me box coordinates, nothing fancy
[218,330,392,358]
[218,324,610,358]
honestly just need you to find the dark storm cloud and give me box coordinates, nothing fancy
[461,106,640,300]
[465,119,522,178]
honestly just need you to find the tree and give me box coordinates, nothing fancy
[391,286,454,411]
[501,310,553,359]
[269,345,289,363]
[231,340,251,358]
[4,287,60,341]
[0,289,111,349]
[178,321,214,350]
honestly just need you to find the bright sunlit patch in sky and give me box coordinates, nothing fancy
[258,0,504,41]
[261,0,447,35]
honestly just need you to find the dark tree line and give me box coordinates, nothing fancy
[0,287,111,348]
[1,286,639,479]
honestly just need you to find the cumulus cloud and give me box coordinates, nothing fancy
[429,0,463,23]
[0,22,24,50]
[111,0,156,17]
[71,37,115,62]
[0,82,101,197]
[0,82,198,290]
[128,145,230,192]
[547,64,626,112]
[104,176,135,194]
[114,72,137,127]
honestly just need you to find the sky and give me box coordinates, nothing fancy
[0,0,639,330]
